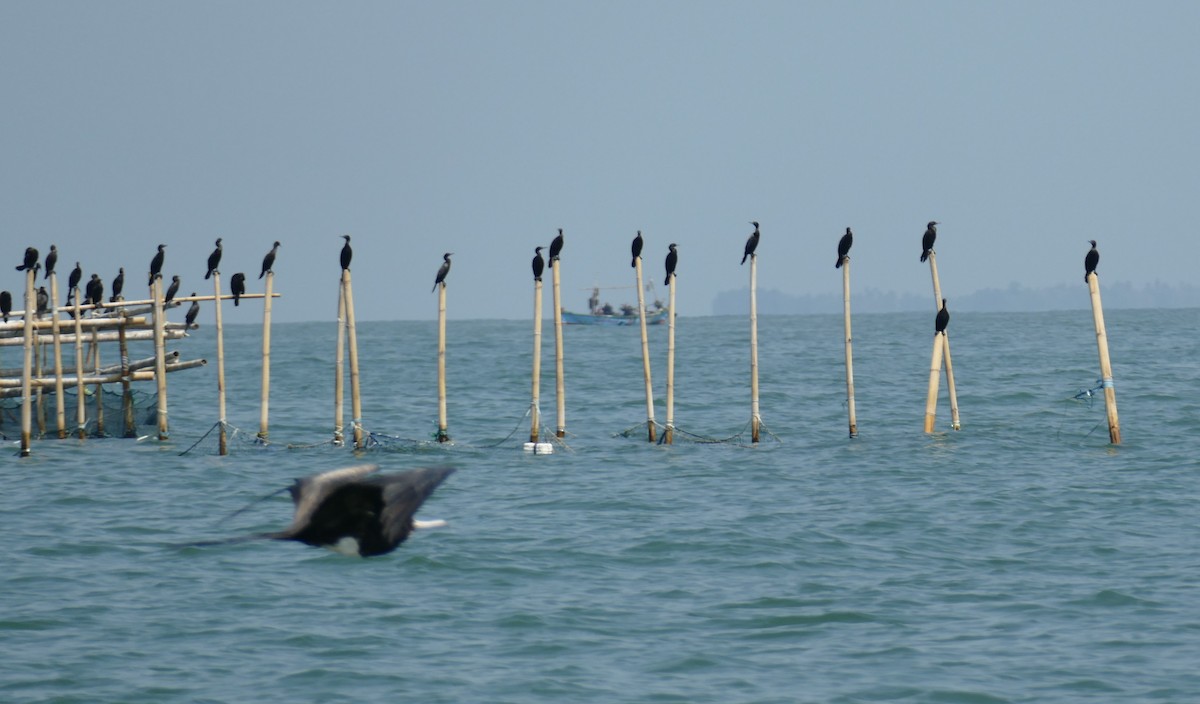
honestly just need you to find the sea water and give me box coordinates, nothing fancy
[2,309,1198,703]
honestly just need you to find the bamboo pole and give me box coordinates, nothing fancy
[1087,272,1121,444]
[50,273,66,437]
[73,289,86,439]
[662,273,677,445]
[151,276,168,440]
[552,260,566,438]
[530,277,543,444]
[257,270,273,442]
[344,270,363,449]
[749,253,761,443]
[634,258,655,442]
[91,321,104,436]
[0,316,156,335]
[927,252,961,429]
[333,275,345,446]
[0,351,179,385]
[212,271,227,455]
[436,279,450,443]
[0,362,207,397]
[924,331,946,433]
[19,268,34,456]
[843,257,858,438]
[119,313,135,437]
[0,329,186,347]
[35,328,45,436]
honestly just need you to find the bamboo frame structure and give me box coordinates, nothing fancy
[926,252,961,429]
[634,258,655,442]
[842,257,858,438]
[1087,272,1121,444]
[73,290,86,439]
[436,280,450,443]
[529,277,543,445]
[662,272,677,445]
[49,273,66,437]
[748,253,761,443]
[552,260,566,438]
[152,276,169,440]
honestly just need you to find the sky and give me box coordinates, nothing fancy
[2,1,1197,323]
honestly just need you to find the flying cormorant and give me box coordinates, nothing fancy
[631,231,643,268]
[110,268,125,302]
[205,238,222,280]
[86,274,104,307]
[935,298,949,335]
[431,253,452,292]
[548,228,564,267]
[532,246,545,282]
[149,244,166,285]
[259,241,280,279]
[1084,240,1099,283]
[920,222,938,262]
[44,245,57,280]
[165,275,181,303]
[664,243,678,286]
[835,227,853,268]
[0,291,11,322]
[230,273,246,306]
[66,263,83,305]
[185,296,200,327]
[16,247,38,272]
[340,235,353,271]
[742,222,760,265]
[37,287,48,316]
[187,464,454,558]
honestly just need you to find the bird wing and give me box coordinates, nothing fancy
[287,464,380,529]
[372,466,456,553]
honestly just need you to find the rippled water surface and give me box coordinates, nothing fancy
[3,309,1198,703]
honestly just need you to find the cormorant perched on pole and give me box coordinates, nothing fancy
[431,253,452,292]
[185,464,455,558]
[165,275,181,303]
[37,287,49,316]
[935,298,949,335]
[148,244,166,285]
[835,227,853,268]
[920,221,938,262]
[44,245,57,280]
[631,230,643,268]
[110,268,125,302]
[259,241,280,279]
[86,274,104,307]
[664,243,678,286]
[548,228,564,266]
[205,238,222,280]
[742,222,760,265]
[66,262,83,304]
[1084,240,1099,283]
[230,273,246,306]
[185,295,200,327]
[16,246,38,272]
[340,235,353,271]
[0,291,11,322]
[532,246,545,281]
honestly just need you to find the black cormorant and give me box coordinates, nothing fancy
[340,235,353,271]
[111,267,125,302]
[431,253,452,292]
[205,238,222,280]
[835,227,854,268]
[66,263,83,305]
[165,275,181,303]
[664,243,678,286]
[185,296,200,327]
[230,273,246,306]
[37,287,48,316]
[0,291,10,322]
[149,244,166,285]
[741,222,759,265]
[86,274,104,307]
[920,222,938,262]
[631,230,643,268]
[548,228,564,266]
[187,464,454,558]
[1084,240,1099,283]
[259,241,280,279]
[935,298,949,335]
[16,246,38,272]
[44,245,57,280]
[532,246,545,282]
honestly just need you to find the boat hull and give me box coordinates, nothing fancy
[561,309,667,326]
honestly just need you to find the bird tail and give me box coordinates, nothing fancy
[205,271,212,280]
[631,258,636,268]
[16,265,26,271]
[835,257,843,269]
[258,272,265,280]
[740,254,747,265]
[920,251,929,262]
[664,274,671,286]
[234,296,240,307]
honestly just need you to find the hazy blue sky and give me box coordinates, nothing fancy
[2,1,1196,323]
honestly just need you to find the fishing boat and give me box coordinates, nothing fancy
[562,287,668,326]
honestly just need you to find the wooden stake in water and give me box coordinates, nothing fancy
[343,270,363,449]
[152,275,169,440]
[748,252,761,443]
[634,258,656,442]
[923,330,946,433]
[842,257,858,438]
[436,279,450,443]
[73,287,86,439]
[257,270,274,442]
[530,276,544,444]
[662,271,677,445]
[552,259,566,438]
[119,313,136,437]
[49,272,66,438]
[334,275,345,446]
[212,271,228,455]
[1087,272,1121,444]
[19,267,35,456]
[927,251,961,429]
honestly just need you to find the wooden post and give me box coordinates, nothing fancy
[552,260,566,438]
[927,252,961,429]
[257,270,273,442]
[530,277,543,444]
[749,253,761,443]
[73,288,86,439]
[19,267,34,456]
[344,270,363,449]
[212,271,228,455]
[91,324,104,436]
[119,313,135,437]
[35,329,45,436]
[842,257,858,438]
[436,280,450,442]
[1087,272,1121,444]
[50,273,66,438]
[333,274,345,446]
[662,273,677,445]
[634,258,655,442]
[924,332,946,433]
[152,276,169,440]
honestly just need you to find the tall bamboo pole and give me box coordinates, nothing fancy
[552,260,566,438]
[634,259,655,442]
[73,288,86,439]
[842,258,858,438]
[35,330,45,436]
[119,313,135,437]
[257,270,274,442]
[344,270,363,449]
[91,322,103,436]
[749,253,761,443]
[923,331,946,433]
[50,273,66,437]
[152,275,168,440]
[436,280,450,443]
[334,275,345,446]
[927,252,961,429]
[530,277,544,444]
[212,271,228,455]
[662,273,677,445]
[19,267,34,456]
[1087,272,1121,444]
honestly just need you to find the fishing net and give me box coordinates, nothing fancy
[0,386,158,439]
